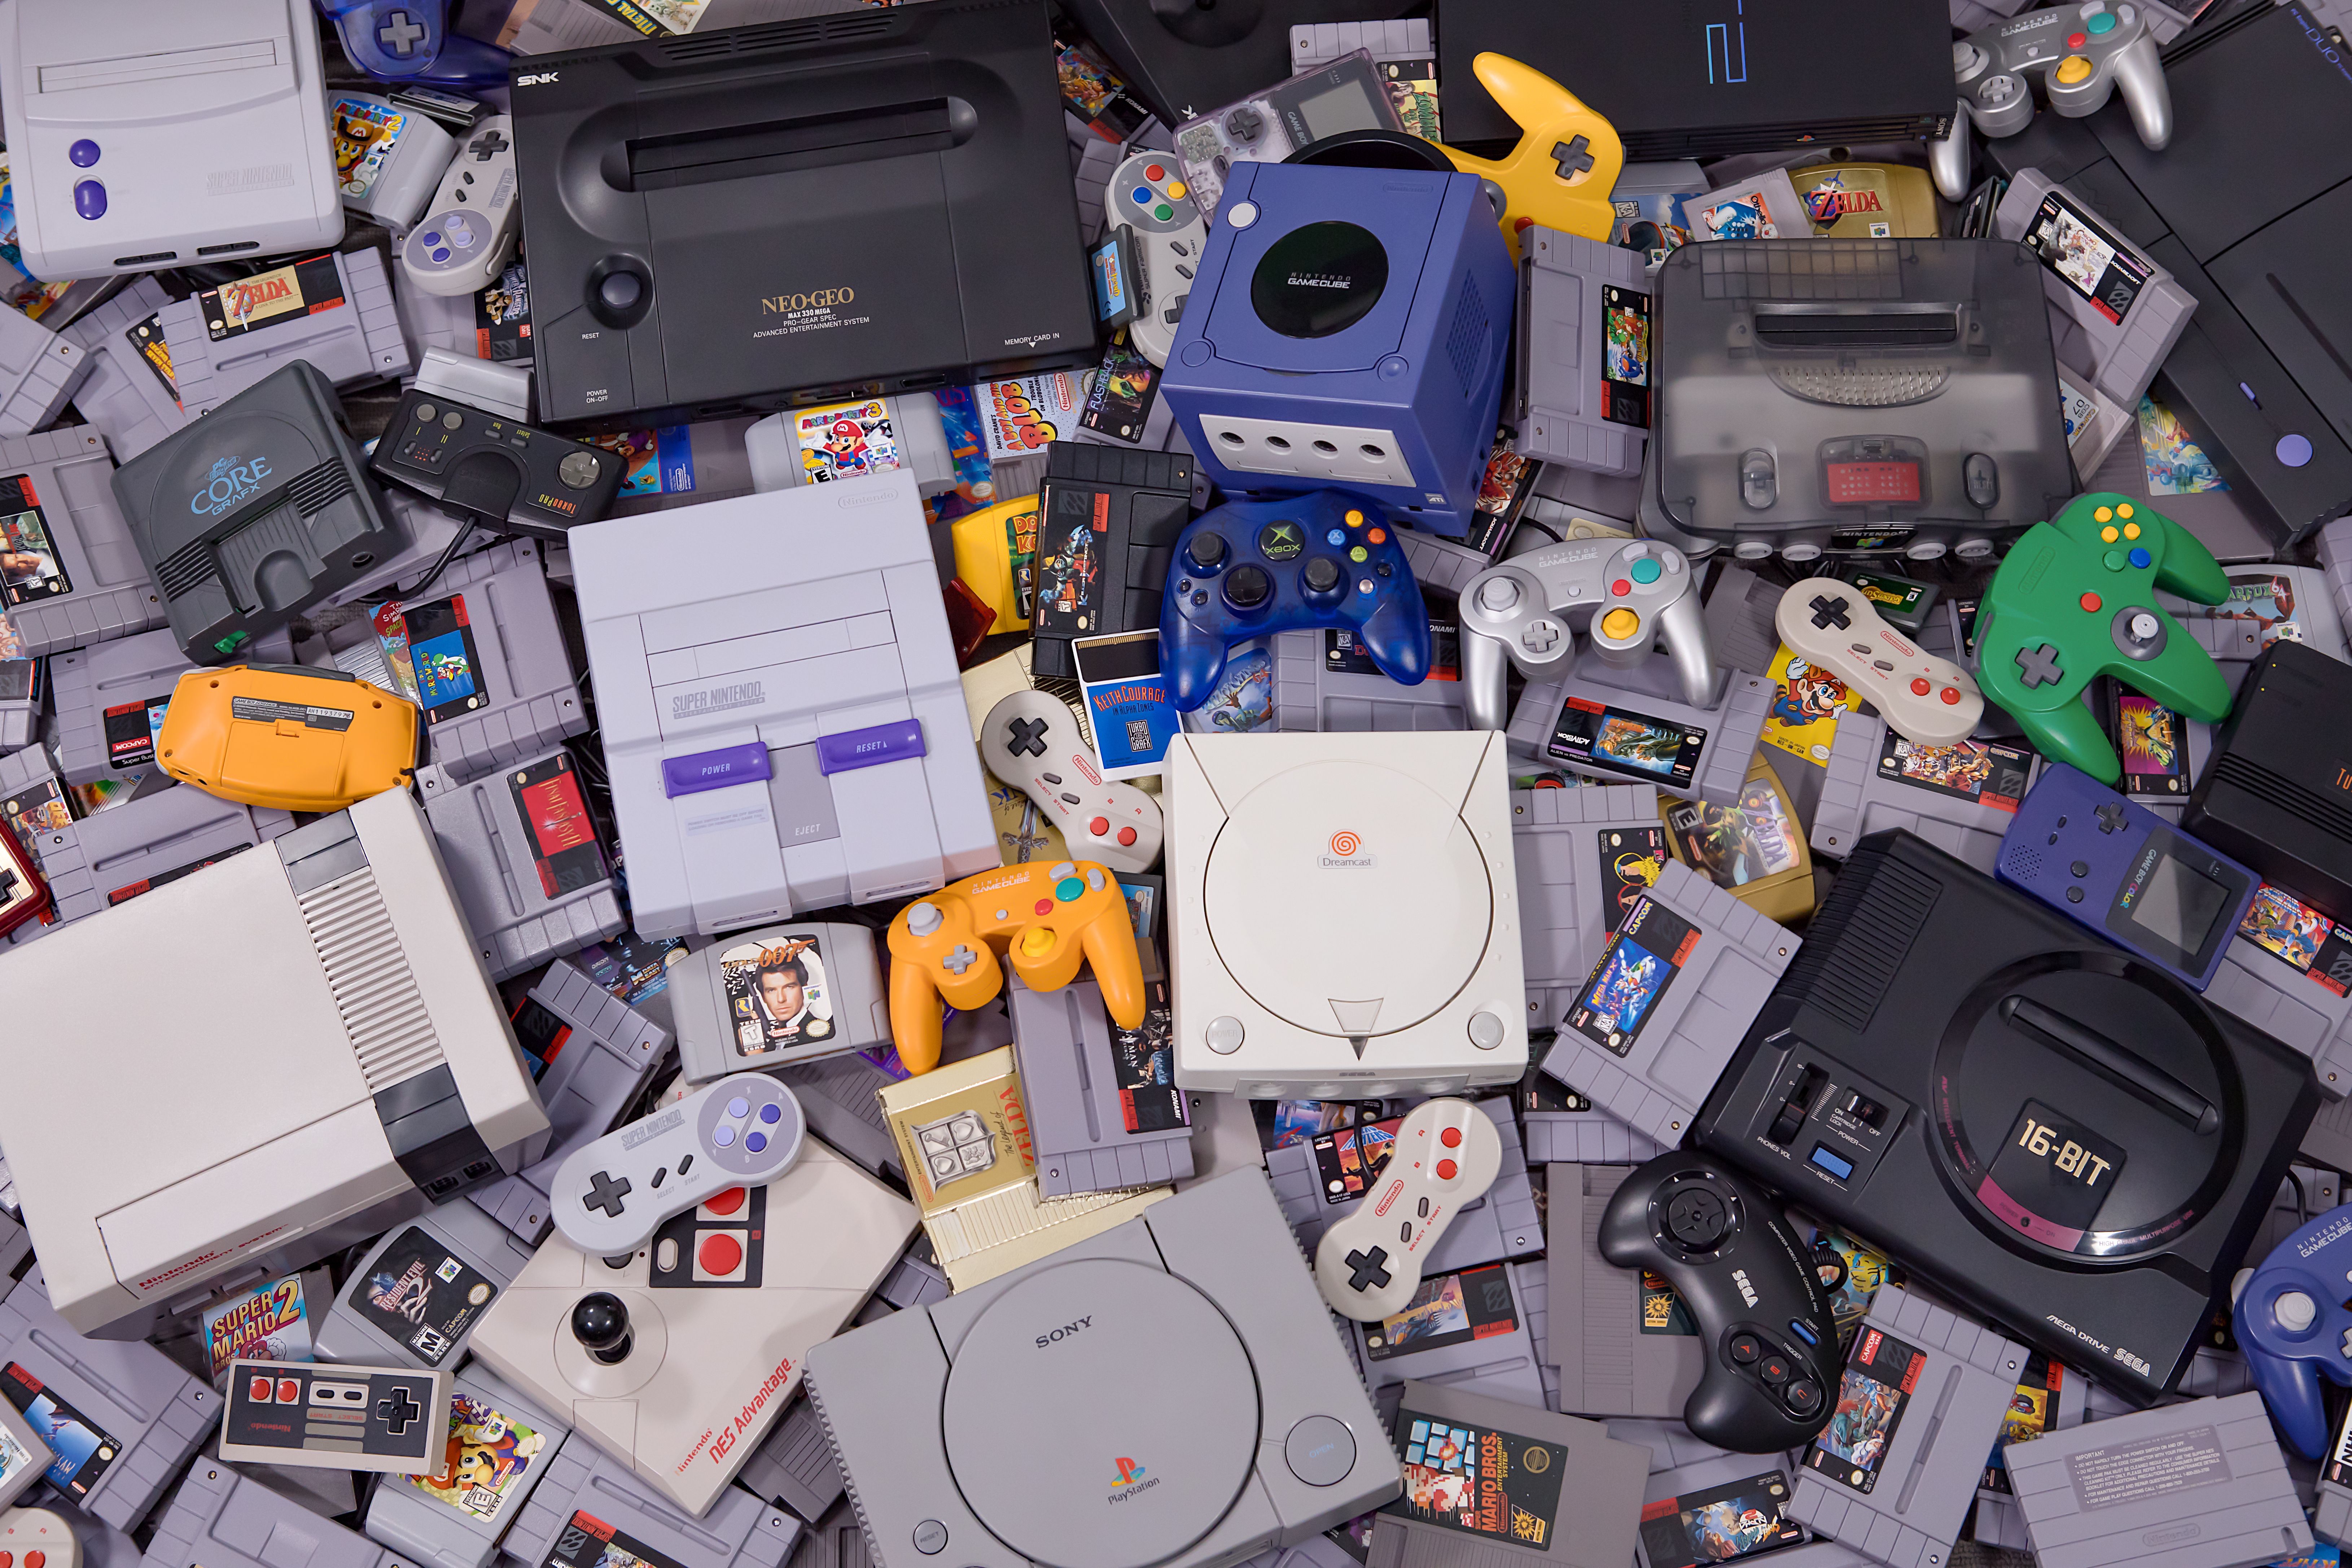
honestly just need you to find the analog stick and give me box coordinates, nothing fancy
[572,1292,634,1365]
[1224,564,1271,610]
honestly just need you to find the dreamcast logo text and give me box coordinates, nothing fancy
[1329,831,1361,857]
[1318,830,1376,871]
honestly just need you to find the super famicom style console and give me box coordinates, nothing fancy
[509,0,1097,429]
[804,1168,1401,1568]
[0,788,549,1339]
[568,472,996,940]
[1694,828,2319,1406]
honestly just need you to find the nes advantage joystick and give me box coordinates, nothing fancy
[571,1292,634,1365]
[1774,576,1983,746]
[551,1071,805,1254]
[1457,536,1712,731]
[1598,1152,1841,1453]
[981,690,1162,874]
[1313,1098,1503,1320]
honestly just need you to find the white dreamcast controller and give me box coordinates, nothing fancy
[1313,1098,1502,1321]
[1107,152,1208,368]
[552,1072,805,1254]
[1775,576,1984,747]
[400,115,518,297]
[981,689,1162,874]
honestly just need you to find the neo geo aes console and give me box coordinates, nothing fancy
[1163,730,1527,1097]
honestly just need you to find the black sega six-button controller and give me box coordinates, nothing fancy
[1598,1151,1843,1453]
[368,388,626,540]
[217,1359,453,1475]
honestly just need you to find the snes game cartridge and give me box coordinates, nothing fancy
[1009,973,1196,1197]
[0,0,345,281]
[1508,658,1773,807]
[1548,1162,1704,1419]
[313,1199,541,1372]
[500,1448,800,1568]
[1521,1063,1667,1167]
[470,958,671,1245]
[11,767,297,934]
[60,281,194,464]
[570,472,996,939]
[1267,1095,1538,1269]
[2212,885,2352,1099]
[145,1460,410,1568]
[417,752,622,981]
[737,1396,847,1527]
[48,626,271,785]
[1539,859,1800,1147]
[2320,1399,2352,1545]
[670,923,891,1083]
[1268,610,1468,734]
[1346,1257,1549,1410]
[1515,228,1651,478]
[362,1365,573,1568]
[1810,715,2040,872]
[0,301,88,441]
[776,1054,905,1186]
[0,425,162,661]
[158,248,413,415]
[1511,784,1669,1032]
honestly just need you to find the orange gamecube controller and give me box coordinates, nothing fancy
[1437,53,1624,261]
[886,859,1147,1075]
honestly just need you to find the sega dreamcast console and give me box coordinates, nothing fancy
[467,1134,917,1517]
[1165,730,1527,1096]
[0,788,549,1339]
[804,1167,1400,1568]
[1160,161,1515,538]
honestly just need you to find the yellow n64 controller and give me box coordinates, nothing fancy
[1437,53,1623,260]
[156,663,420,812]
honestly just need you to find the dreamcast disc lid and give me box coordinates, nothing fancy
[943,1259,1260,1568]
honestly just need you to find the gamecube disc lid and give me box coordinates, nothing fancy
[943,1259,1260,1568]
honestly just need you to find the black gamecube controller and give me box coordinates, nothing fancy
[1598,1151,1841,1453]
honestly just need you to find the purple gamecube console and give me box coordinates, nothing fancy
[1997,762,2260,994]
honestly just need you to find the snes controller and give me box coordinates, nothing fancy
[0,1510,79,1568]
[551,1072,806,1255]
[1435,53,1622,261]
[1108,152,1207,369]
[1928,2,2172,201]
[1457,536,1712,731]
[886,859,1149,1076]
[400,116,517,298]
[980,691,1162,874]
[1599,1151,1842,1453]
[2235,1199,2352,1457]
[1774,577,1984,747]
[1313,1098,1503,1321]
[314,0,512,89]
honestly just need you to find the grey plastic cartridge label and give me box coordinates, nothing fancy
[2065,1425,2230,1511]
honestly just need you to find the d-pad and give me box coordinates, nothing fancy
[377,10,428,53]
[1807,594,1851,631]
[469,129,509,160]
[2014,642,2064,689]
[1523,620,1560,653]
[1551,135,1596,179]
[375,1386,422,1435]
[582,1170,631,1216]
[2094,802,2127,834]
[1004,717,1050,757]
[941,943,980,975]
[1344,1246,1392,1291]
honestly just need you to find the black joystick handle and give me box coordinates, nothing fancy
[572,1292,634,1365]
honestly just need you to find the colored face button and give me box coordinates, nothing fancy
[2055,54,2094,83]
[1367,527,1385,543]
[727,1096,749,1118]
[1349,545,1367,563]
[1055,876,1086,902]
[1611,578,1632,596]
[745,1131,767,1153]
[1911,678,1930,695]
[2103,549,2125,569]
[1118,826,1137,845]
[1327,528,1345,546]
[2081,592,2103,612]
[1021,927,1058,956]
[2088,9,2117,28]
[1345,510,1364,527]
[2094,506,2113,523]
[1144,163,1164,180]
[1941,687,1961,704]
[1129,187,1152,205]
[1630,557,1662,584]
[707,1187,744,1215]
[713,1125,736,1147]
[1601,607,1640,639]
[2067,29,2088,45]
[2101,525,2118,542]
[1440,1126,1462,1147]
[1153,203,1174,222]
[1436,1160,1457,1180]
[759,1102,782,1123]
[1089,816,1109,836]
[2122,521,2139,539]
[1034,898,1053,916]
[698,1234,744,1276]
[2129,547,2151,568]
[1166,180,1187,199]
[2116,503,2134,518]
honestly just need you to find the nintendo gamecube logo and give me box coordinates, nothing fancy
[1318,831,1377,870]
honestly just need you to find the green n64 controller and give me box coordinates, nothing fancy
[1975,493,2232,785]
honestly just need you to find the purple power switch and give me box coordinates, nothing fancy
[662,742,773,798]
[816,719,927,775]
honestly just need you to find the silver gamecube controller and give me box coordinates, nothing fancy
[1458,537,1714,731]
[1928,1,2172,201]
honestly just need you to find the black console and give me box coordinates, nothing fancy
[1694,828,2318,1406]
[1052,0,1418,124]
[370,389,625,540]
[511,0,1099,430]
[2185,638,2352,924]
[1028,442,1195,685]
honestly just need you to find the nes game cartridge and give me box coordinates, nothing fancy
[1009,974,1196,1198]
[500,1446,801,1568]
[2008,1392,2309,1568]
[2318,1396,2352,1546]
[332,93,459,231]
[1269,1095,1538,1269]
[1789,1286,2026,1568]
[0,1266,217,1531]
[1520,1065,1666,1166]
[60,280,193,465]
[736,1393,846,1525]
[311,1201,540,1372]
[1547,1162,1703,1420]
[1539,859,1801,1147]
[363,1365,573,1568]
[1608,1418,1741,1476]
[1510,784,1669,1032]
[145,1460,414,1568]
[417,752,622,981]
[469,958,670,1245]
[1810,715,2040,872]
[1348,1258,1549,1410]
[1515,227,1650,478]
[0,298,90,441]
[159,248,415,415]
[1372,1381,1650,1568]
[671,923,892,1084]
[0,425,162,661]
[1508,658,1772,807]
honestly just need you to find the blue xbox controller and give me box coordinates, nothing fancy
[2236,1200,2352,1457]
[1161,492,1430,712]
[315,0,512,88]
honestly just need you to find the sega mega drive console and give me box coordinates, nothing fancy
[0,0,345,280]
[568,471,996,940]
[804,1167,1400,1568]
[0,788,549,1339]
[1164,730,1527,1096]
[511,0,1097,430]
[1159,161,1516,538]
[1693,828,2320,1405]
[1641,240,2075,566]
[466,1134,917,1516]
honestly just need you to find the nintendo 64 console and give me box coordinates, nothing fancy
[510,0,1097,430]
[1641,239,2074,566]
[1693,827,2318,1405]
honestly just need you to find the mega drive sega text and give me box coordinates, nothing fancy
[510,0,1098,430]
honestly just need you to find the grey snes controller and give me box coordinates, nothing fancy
[1108,152,1207,369]
[553,1071,805,1254]
[1313,1098,1502,1321]
[1457,536,1713,731]
[1929,3,2171,201]
[1775,577,1984,746]
[401,115,518,297]
[981,689,1162,874]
